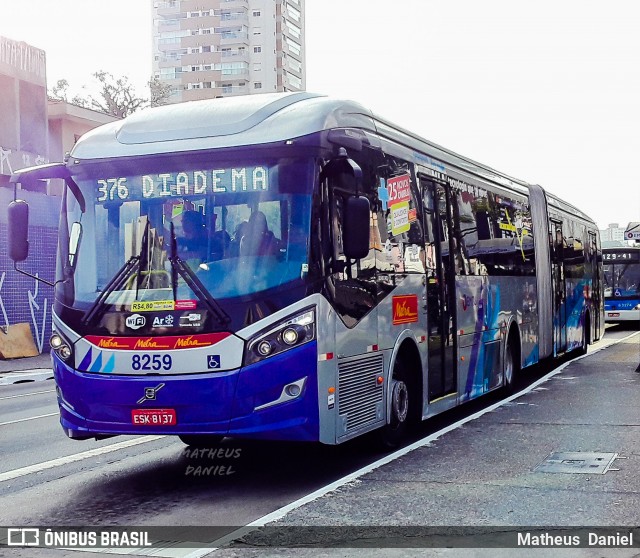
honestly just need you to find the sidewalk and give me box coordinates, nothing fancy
[0,351,53,385]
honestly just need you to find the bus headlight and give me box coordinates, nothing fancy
[244,308,315,366]
[50,331,73,362]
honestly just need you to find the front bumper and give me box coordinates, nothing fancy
[53,341,320,442]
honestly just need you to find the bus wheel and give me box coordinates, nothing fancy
[179,435,225,448]
[377,355,411,449]
[578,314,590,356]
[504,339,518,393]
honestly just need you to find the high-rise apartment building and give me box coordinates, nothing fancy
[152,0,305,104]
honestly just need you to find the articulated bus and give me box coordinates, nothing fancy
[8,92,604,447]
[603,246,640,323]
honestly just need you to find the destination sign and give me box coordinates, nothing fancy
[603,251,640,262]
[95,166,269,203]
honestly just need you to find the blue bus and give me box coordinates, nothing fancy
[7,92,604,447]
[603,246,640,323]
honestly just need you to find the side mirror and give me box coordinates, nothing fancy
[7,200,29,262]
[322,147,363,195]
[68,221,83,271]
[343,196,371,260]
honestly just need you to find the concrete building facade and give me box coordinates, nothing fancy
[0,36,48,190]
[1,35,117,357]
[152,0,305,103]
[599,223,627,244]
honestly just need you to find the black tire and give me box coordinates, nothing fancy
[578,314,590,356]
[179,434,225,448]
[377,354,412,450]
[503,338,519,393]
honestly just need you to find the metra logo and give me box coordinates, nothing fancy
[96,337,129,349]
[174,336,209,348]
[392,295,419,325]
[134,338,172,350]
[85,333,231,351]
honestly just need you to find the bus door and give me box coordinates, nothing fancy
[588,231,601,336]
[420,175,457,400]
[550,220,567,353]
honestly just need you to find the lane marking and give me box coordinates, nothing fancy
[0,412,59,426]
[0,370,54,386]
[0,389,56,401]
[0,436,165,483]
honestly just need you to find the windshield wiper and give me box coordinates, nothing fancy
[136,219,151,296]
[168,223,231,328]
[82,256,141,326]
[82,220,152,327]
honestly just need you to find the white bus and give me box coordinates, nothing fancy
[8,92,604,447]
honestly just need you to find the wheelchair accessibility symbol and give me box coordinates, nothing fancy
[207,355,221,369]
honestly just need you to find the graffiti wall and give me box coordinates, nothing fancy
[0,187,59,355]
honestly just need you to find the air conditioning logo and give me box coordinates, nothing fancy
[126,314,146,330]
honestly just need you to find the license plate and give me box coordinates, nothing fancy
[608,312,620,317]
[131,409,176,426]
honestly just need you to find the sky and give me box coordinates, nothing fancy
[1,0,638,230]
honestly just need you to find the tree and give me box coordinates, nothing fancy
[90,71,145,118]
[48,71,173,118]
[149,77,173,108]
[48,79,91,108]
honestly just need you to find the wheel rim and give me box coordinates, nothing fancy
[504,346,513,386]
[391,380,409,425]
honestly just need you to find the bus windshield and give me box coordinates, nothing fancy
[58,154,315,319]
[604,260,640,298]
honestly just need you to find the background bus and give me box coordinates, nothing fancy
[7,92,604,447]
[603,246,640,323]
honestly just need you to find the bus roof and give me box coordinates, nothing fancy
[68,92,595,225]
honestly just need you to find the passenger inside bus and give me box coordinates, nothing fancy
[180,210,230,262]
[239,210,278,256]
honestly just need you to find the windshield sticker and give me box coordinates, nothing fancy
[151,315,175,328]
[175,299,197,310]
[95,167,269,203]
[125,314,146,330]
[131,300,176,312]
[179,313,203,327]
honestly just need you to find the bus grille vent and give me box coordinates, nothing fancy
[338,353,384,432]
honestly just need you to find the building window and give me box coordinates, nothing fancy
[253,10,261,16]
[254,82,262,89]
[254,46,262,53]
[285,37,301,55]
